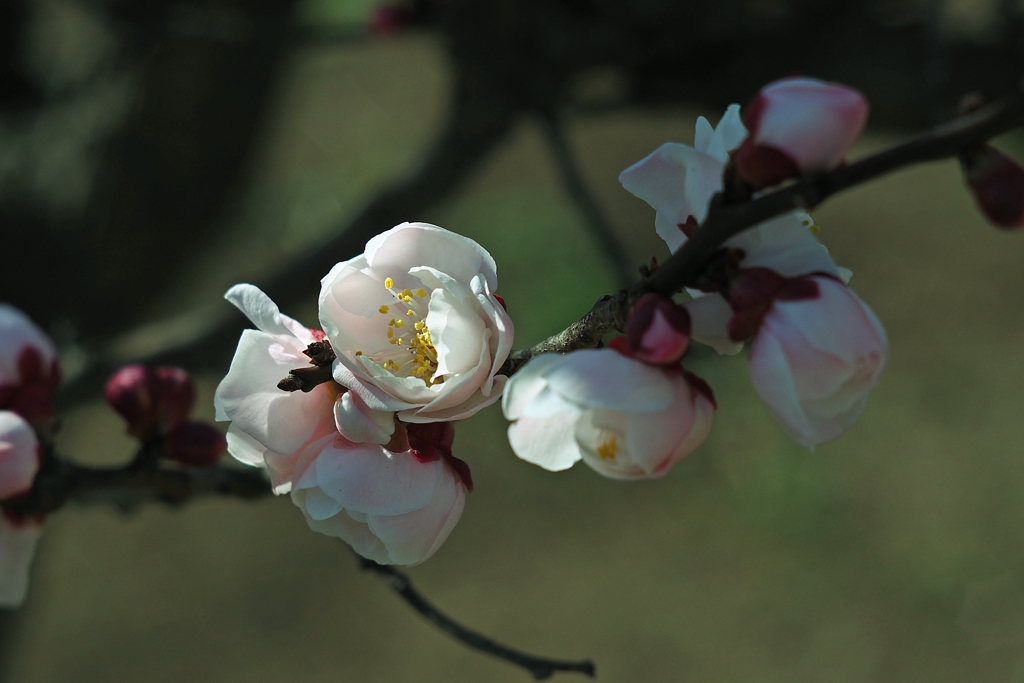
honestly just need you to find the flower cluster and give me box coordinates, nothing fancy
[217,223,512,565]
[505,76,888,477]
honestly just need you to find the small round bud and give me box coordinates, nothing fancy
[960,144,1024,229]
[166,421,226,467]
[736,77,868,189]
[105,365,195,438]
[625,294,691,365]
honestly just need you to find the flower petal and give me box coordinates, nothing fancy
[334,392,396,445]
[311,442,440,516]
[0,518,41,608]
[507,410,583,472]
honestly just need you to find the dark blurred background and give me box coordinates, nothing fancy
[4,0,1024,680]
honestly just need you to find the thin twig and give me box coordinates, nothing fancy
[539,110,635,288]
[1,446,271,518]
[356,555,596,680]
[503,83,1024,371]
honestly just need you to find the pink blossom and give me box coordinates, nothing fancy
[747,275,887,447]
[502,350,715,479]
[319,222,514,424]
[0,305,59,426]
[0,410,42,607]
[216,284,468,565]
[735,77,868,189]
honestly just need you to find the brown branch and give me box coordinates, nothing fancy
[357,555,596,680]
[1,445,271,518]
[502,83,1024,372]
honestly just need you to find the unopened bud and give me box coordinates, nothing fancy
[405,422,472,491]
[625,294,691,365]
[105,365,195,438]
[735,77,868,189]
[960,144,1024,229]
[166,421,226,467]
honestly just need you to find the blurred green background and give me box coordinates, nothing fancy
[5,0,1024,681]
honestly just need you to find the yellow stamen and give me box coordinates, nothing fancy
[414,321,425,330]
[378,305,389,314]
[809,224,821,235]
[407,309,415,317]
[384,277,394,289]
[394,319,404,328]
[416,288,427,298]
[355,351,363,356]
[387,328,394,339]
[597,433,618,461]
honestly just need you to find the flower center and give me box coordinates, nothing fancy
[357,277,441,386]
[597,432,618,461]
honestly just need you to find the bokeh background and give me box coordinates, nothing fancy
[4,0,1024,680]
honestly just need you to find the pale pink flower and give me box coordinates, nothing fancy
[735,77,868,188]
[319,222,514,426]
[216,284,467,565]
[502,350,715,479]
[625,294,690,366]
[746,275,887,447]
[0,305,59,426]
[0,410,42,607]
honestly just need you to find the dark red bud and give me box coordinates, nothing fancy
[105,365,195,438]
[165,421,226,467]
[493,294,507,312]
[0,347,60,425]
[405,421,472,491]
[625,294,691,365]
[734,141,801,190]
[960,145,1024,229]
[726,269,819,342]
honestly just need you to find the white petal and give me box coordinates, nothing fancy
[366,466,465,565]
[709,104,747,160]
[224,284,313,342]
[426,287,485,378]
[542,349,673,412]
[313,443,440,516]
[292,489,391,565]
[224,424,267,468]
[334,392,395,445]
[365,222,498,294]
[214,330,335,455]
[501,354,565,420]
[730,212,839,278]
[0,411,38,498]
[684,293,744,355]
[507,412,583,472]
[0,518,41,608]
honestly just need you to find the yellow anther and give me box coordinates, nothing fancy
[414,321,425,330]
[416,288,427,298]
[378,305,389,314]
[407,309,415,317]
[389,318,397,327]
[355,350,363,356]
[391,361,400,370]
[394,319,404,328]
[384,277,394,289]
[387,328,394,339]
[802,219,811,226]
[401,289,412,299]
[597,433,618,461]
[809,224,821,235]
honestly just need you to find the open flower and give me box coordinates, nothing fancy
[0,304,60,426]
[216,284,468,565]
[0,410,43,607]
[502,350,715,479]
[319,222,513,425]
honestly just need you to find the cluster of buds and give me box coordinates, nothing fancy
[105,365,225,467]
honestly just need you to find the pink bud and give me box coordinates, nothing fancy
[625,294,691,365]
[748,276,887,447]
[735,77,868,189]
[166,421,226,467]
[960,144,1024,228]
[0,411,40,500]
[0,306,59,426]
[105,365,195,438]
